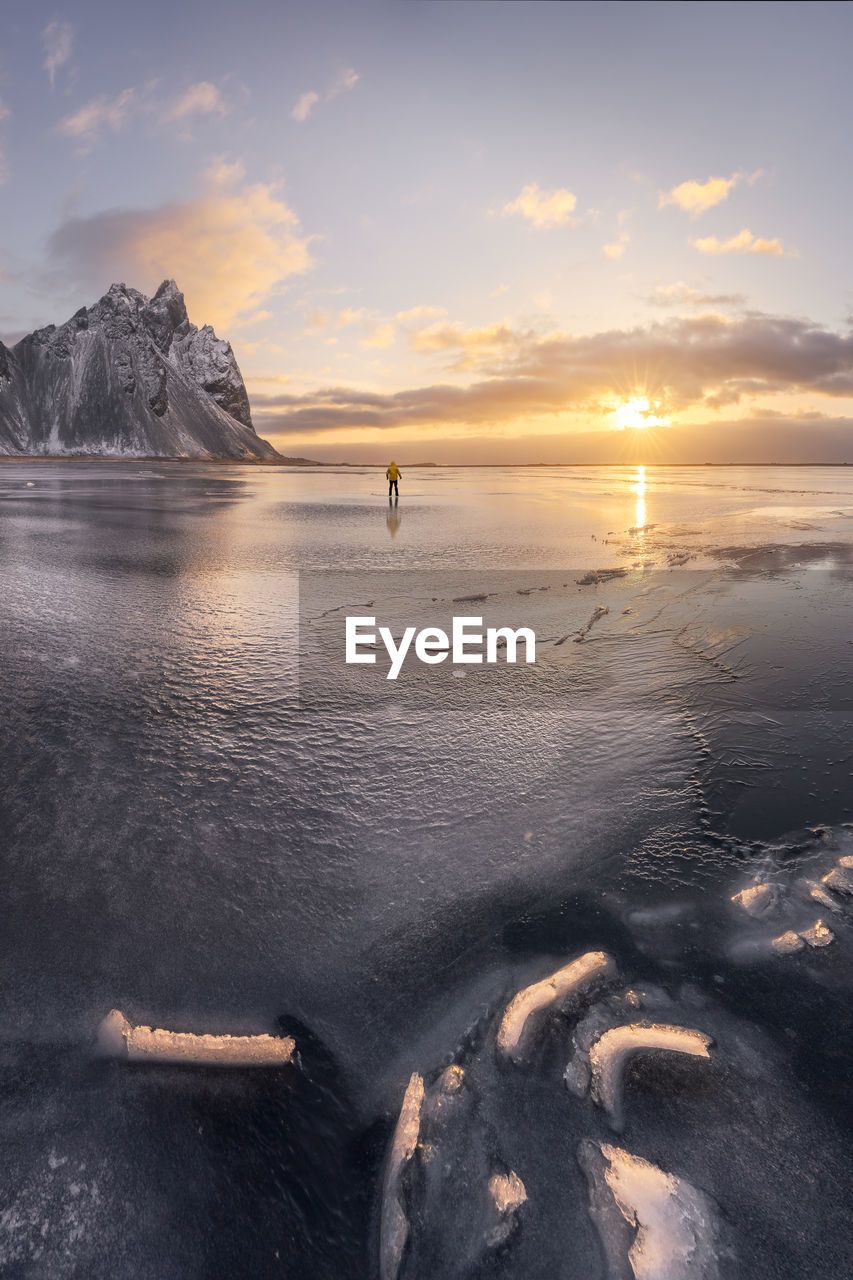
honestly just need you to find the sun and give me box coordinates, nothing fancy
[611,395,668,430]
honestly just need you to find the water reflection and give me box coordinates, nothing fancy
[633,465,646,532]
[386,499,401,539]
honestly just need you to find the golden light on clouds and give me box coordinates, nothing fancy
[602,232,630,260]
[407,320,514,359]
[691,227,789,257]
[502,182,578,229]
[131,162,312,327]
[361,323,395,348]
[48,160,313,329]
[658,171,746,217]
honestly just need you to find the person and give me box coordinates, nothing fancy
[386,460,402,498]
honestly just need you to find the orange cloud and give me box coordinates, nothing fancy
[649,281,745,308]
[336,307,367,328]
[48,161,313,329]
[407,320,516,367]
[602,232,630,260]
[361,323,395,349]
[396,305,447,323]
[691,227,790,256]
[659,172,742,216]
[502,182,578,229]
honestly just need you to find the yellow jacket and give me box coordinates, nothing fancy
[386,463,402,482]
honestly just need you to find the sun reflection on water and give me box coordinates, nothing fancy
[633,465,646,531]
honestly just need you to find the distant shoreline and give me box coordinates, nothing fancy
[1,457,851,469]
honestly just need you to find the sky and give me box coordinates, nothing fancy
[2,0,853,462]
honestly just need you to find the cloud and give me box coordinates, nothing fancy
[658,170,761,217]
[361,323,395,349]
[58,89,136,147]
[250,311,853,436]
[303,307,330,333]
[406,320,516,368]
[396,305,447,324]
[648,281,746,308]
[502,182,578,229]
[291,91,319,122]
[602,232,630,260]
[335,307,367,328]
[163,82,229,123]
[292,69,358,122]
[57,81,232,148]
[0,98,10,124]
[691,227,790,256]
[47,160,313,330]
[327,68,359,100]
[231,308,273,329]
[43,21,74,89]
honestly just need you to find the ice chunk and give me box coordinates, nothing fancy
[588,1024,713,1130]
[496,951,616,1061]
[731,883,776,917]
[437,1063,465,1095]
[564,1053,591,1097]
[487,1170,527,1249]
[800,920,834,948]
[822,867,853,896]
[380,1073,424,1280]
[489,1170,526,1216]
[96,1009,294,1066]
[771,931,805,954]
[798,879,840,912]
[578,1140,720,1280]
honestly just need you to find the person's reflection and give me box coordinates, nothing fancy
[386,496,401,538]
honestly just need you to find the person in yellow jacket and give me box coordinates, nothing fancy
[386,460,402,498]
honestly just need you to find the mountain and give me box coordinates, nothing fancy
[0,280,281,460]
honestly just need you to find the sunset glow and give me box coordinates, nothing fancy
[1,3,852,462]
[612,397,669,431]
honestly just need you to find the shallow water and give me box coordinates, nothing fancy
[1,462,852,1277]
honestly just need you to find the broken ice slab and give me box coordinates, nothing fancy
[487,1170,527,1249]
[380,1072,425,1280]
[771,931,806,955]
[800,920,835,948]
[798,878,842,912]
[96,1009,295,1067]
[578,1139,720,1280]
[822,866,853,896]
[587,1023,713,1131]
[731,883,777,917]
[772,921,835,953]
[496,951,616,1062]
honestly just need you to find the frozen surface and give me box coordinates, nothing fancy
[1,462,852,1276]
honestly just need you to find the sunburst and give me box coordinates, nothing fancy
[611,394,669,430]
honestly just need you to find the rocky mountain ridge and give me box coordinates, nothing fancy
[0,281,280,459]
